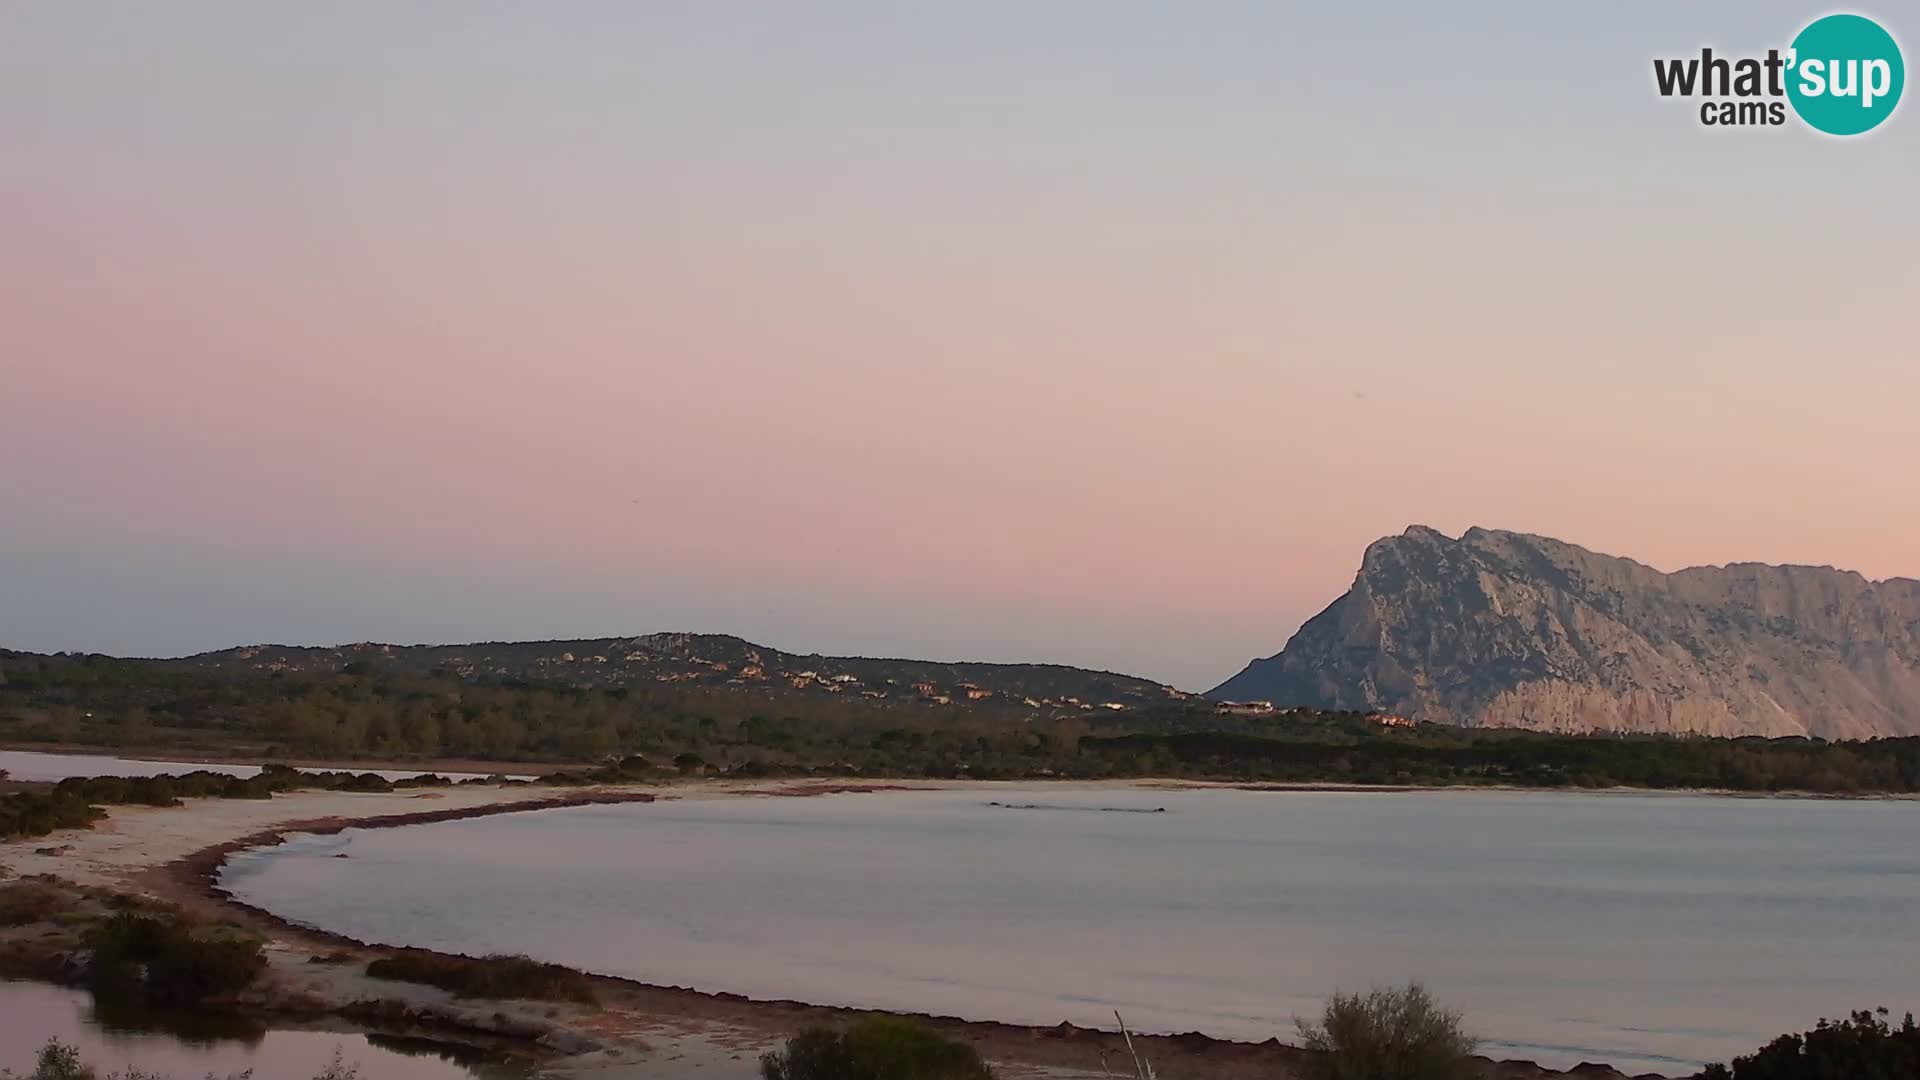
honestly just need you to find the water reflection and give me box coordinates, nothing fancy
[87,991,270,1045]
[0,980,518,1079]
[365,1033,504,1071]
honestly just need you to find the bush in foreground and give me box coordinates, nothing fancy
[365,950,597,1005]
[84,912,267,1007]
[761,1018,994,1080]
[1297,983,1478,1080]
[1698,1008,1919,1079]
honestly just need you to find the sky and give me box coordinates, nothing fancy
[2,3,1916,691]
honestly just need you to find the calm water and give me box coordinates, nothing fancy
[221,787,1920,1075]
[0,748,528,783]
[0,980,516,1079]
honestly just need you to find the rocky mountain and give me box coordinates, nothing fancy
[1211,527,1920,739]
[164,633,1190,713]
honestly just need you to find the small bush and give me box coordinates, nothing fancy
[365,950,597,1005]
[761,1018,993,1080]
[1297,983,1478,1080]
[0,881,68,927]
[0,1040,93,1080]
[84,912,267,1007]
[1699,1008,1919,1079]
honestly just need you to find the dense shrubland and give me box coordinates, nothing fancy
[1699,1008,1920,1079]
[6,652,1919,795]
[1077,728,1920,792]
[83,911,267,1007]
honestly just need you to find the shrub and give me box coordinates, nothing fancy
[84,912,267,1007]
[1699,1008,1920,1079]
[337,773,394,793]
[0,881,68,927]
[365,950,597,1005]
[0,792,109,841]
[0,1040,93,1080]
[393,773,452,789]
[1297,983,1478,1080]
[761,1018,994,1080]
[762,1027,858,1080]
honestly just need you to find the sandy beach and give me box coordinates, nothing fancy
[2,778,1668,1080]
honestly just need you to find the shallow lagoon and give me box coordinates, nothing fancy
[221,786,1920,1075]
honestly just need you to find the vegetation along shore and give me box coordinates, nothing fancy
[5,644,1919,799]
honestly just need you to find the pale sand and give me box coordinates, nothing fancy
[2,783,589,888]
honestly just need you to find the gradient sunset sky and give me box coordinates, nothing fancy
[3,3,1915,690]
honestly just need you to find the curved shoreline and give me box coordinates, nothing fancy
[153,784,1673,1080]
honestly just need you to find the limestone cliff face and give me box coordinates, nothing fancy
[1211,527,1920,739]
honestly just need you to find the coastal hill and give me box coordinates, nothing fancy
[1211,526,1920,739]
[164,632,1190,713]
[6,625,1919,794]
[0,634,1204,768]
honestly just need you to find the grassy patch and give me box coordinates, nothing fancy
[0,880,68,927]
[365,949,598,1005]
[761,1018,993,1080]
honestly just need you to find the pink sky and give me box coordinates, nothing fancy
[3,5,1916,688]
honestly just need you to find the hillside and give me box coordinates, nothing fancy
[6,629,1919,794]
[166,633,1188,712]
[1211,526,1920,739]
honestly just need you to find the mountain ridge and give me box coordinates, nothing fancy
[1211,526,1920,739]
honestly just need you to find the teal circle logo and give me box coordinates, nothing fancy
[1786,14,1905,135]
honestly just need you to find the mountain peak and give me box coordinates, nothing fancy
[1214,528,1920,739]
